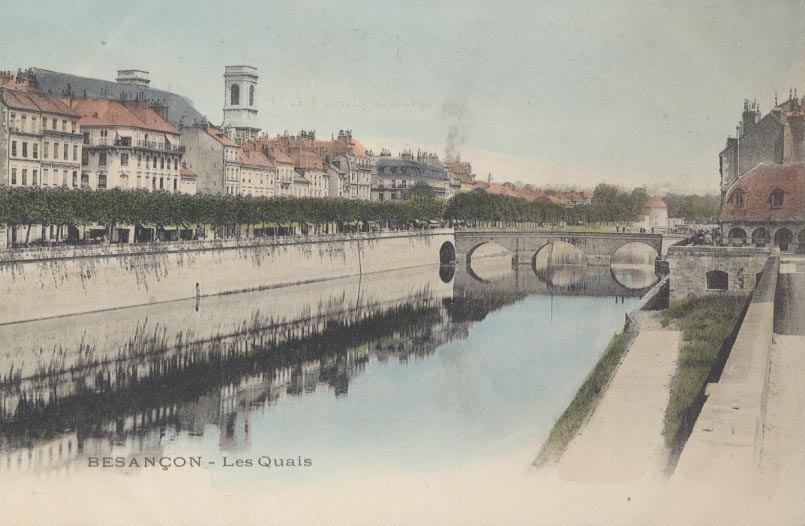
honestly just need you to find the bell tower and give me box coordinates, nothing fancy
[222,65,260,143]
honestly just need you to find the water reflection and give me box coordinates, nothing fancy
[0,263,646,478]
[610,264,660,289]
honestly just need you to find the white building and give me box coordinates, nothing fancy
[1,88,82,190]
[66,97,190,193]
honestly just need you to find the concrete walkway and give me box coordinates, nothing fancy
[557,330,680,483]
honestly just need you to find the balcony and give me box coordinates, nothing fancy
[85,138,185,154]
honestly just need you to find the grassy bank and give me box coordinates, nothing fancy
[661,295,747,450]
[533,326,634,467]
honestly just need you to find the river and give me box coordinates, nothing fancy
[0,258,657,487]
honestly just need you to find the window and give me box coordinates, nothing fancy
[771,189,784,208]
[706,270,729,291]
[100,129,108,138]
[121,153,129,166]
[160,157,165,170]
[72,171,77,187]
[43,168,49,185]
[62,119,67,131]
[11,168,16,185]
[33,144,38,159]
[174,159,178,170]
[98,173,107,189]
[137,155,142,167]
[173,179,177,191]
[231,84,240,106]
[42,117,47,129]
[53,143,58,158]
[249,85,254,106]
[82,152,89,166]
[22,142,27,158]
[32,170,38,186]
[11,141,16,157]
[732,189,745,208]
[44,142,49,159]
[63,144,68,160]
[52,119,57,131]
[21,169,27,186]
[99,152,107,166]
[21,115,26,131]
[83,132,90,145]
[159,177,164,190]
[73,145,78,161]
[81,172,88,187]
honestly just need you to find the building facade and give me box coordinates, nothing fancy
[371,150,453,202]
[181,122,240,195]
[1,88,82,189]
[720,162,805,252]
[66,98,190,193]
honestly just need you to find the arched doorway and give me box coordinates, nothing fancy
[727,227,747,246]
[751,228,770,247]
[774,228,794,251]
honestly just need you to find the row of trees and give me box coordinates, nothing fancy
[0,187,446,243]
[0,184,721,245]
[663,193,720,222]
[444,190,566,226]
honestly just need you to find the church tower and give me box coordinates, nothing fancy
[222,65,260,143]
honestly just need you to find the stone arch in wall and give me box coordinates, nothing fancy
[751,227,770,247]
[727,227,747,246]
[774,228,794,251]
[439,241,456,265]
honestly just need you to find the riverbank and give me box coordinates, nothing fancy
[0,229,454,324]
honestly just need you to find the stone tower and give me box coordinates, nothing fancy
[222,65,260,143]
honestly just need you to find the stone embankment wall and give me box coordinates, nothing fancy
[673,256,778,482]
[0,230,454,325]
[667,245,770,301]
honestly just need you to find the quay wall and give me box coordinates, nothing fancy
[667,245,770,302]
[0,230,455,325]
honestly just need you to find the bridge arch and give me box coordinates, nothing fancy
[610,241,659,266]
[532,241,587,268]
[439,241,456,265]
[465,242,513,266]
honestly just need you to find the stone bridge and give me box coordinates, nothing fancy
[454,230,663,266]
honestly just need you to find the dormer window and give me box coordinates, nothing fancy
[732,188,745,208]
[771,188,784,208]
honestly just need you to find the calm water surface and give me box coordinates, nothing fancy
[0,260,656,484]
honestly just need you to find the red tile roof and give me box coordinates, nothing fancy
[206,125,237,147]
[179,167,196,177]
[66,98,177,133]
[643,195,667,209]
[237,147,276,169]
[721,163,805,222]
[292,150,324,170]
[1,88,78,117]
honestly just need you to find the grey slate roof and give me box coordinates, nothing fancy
[29,68,204,129]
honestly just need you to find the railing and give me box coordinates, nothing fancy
[85,138,185,153]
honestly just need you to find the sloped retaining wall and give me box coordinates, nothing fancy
[0,230,455,325]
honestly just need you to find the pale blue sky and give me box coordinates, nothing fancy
[4,0,805,192]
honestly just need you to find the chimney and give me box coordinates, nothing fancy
[116,69,150,87]
[741,99,758,136]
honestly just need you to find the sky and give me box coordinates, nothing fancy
[4,0,805,194]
